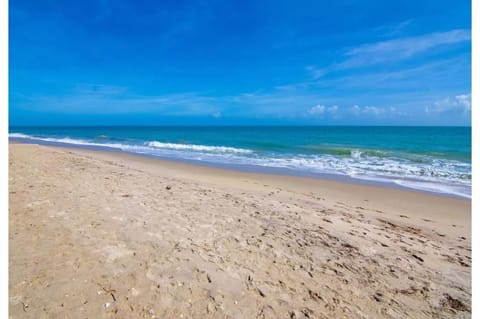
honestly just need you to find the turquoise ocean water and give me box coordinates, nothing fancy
[9,126,471,198]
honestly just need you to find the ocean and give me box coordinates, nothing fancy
[9,126,471,199]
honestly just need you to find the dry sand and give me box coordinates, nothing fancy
[9,143,471,318]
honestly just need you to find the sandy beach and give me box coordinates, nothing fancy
[9,143,471,318]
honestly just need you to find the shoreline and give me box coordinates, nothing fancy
[9,143,471,318]
[9,141,472,227]
[9,138,471,200]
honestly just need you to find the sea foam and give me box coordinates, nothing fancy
[146,141,253,154]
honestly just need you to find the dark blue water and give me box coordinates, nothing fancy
[9,126,471,198]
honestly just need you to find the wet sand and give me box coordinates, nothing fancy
[9,143,471,318]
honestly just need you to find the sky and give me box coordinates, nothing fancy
[9,0,471,126]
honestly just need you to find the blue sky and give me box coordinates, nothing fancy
[9,0,471,125]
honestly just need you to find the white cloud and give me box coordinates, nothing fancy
[308,104,397,119]
[455,94,472,111]
[308,104,338,116]
[349,105,400,117]
[363,106,384,115]
[308,104,326,115]
[328,105,338,113]
[339,29,470,69]
[426,93,471,114]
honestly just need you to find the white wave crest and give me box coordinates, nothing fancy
[350,150,363,159]
[9,133,31,138]
[146,141,253,154]
[9,133,151,152]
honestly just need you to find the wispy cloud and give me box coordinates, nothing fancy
[282,52,470,105]
[300,29,470,89]
[14,84,222,116]
[338,29,470,69]
[71,83,129,95]
[305,66,327,79]
[374,19,414,38]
